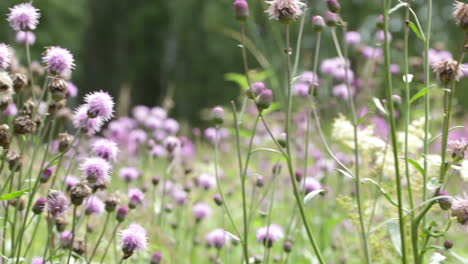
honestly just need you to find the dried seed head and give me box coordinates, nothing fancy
[432,59,464,85]
[0,72,14,106]
[454,1,468,31]
[70,182,92,206]
[451,196,468,225]
[48,99,66,116]
[55,217,68,232]
[0,124,11,149]
[14,115,37,135]
[20,99,36,117]
[104,193,121,212]
[58,133,74,152]
[265,0,306,24]
[6,150,22,171]
[48,77,68,102]
[72,240,86,256]
[12,73,28,93]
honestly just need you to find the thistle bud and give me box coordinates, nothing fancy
[283,240,293,253]
[56,218,68,232]
[272,163,282,175]
[213,194,223,206]
[326,0,341,13]
[32,197,47,214]
[278,132,287,148]
[151,176,160,186]
[211,106,225,125]
[376,15,385,30]
[0,124,11,149]
[6,150,22,172]
[48,77,68,102]
[69,182,92,206]
[12,73,28,93]
[256,89,273,110]
[116,206,129,222]
[13,115,37,135]
[255,175,264,188]
[325,11,340,27]
[312,16,326,32]
[444,240,454,249]
[233,0,249,22]
[151,252,163,264]
[40,166,55,183]
[58,133,74,152]
[247,82,266,99]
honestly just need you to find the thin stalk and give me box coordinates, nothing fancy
[23,217,42,258]
[238,23,251,124]
[284,24,326,264]
[330,26,371,263]
[25,42,36,102]
[66,206,78,264]
[99,222,122,264]
[383,1,408,262]
[87,212,111,263]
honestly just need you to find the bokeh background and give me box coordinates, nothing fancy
[0,0,465,124]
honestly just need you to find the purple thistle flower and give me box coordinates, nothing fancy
[197,173,216,190]
[7,3,40,31]
[42,46,75,75]
[0,43,13,70]
[150,252,163,264]
[79,157,111,185]
[256,224,284,247]
[205,228,230,249]
[172,189,188,205]
[59,230,73,248]
[120,167,141,182]
[163,118,180,135]
[119,223,148,256]
[303,177,322,194]
[116,206,129,222]
[85,196,105,215]
[91,138,119,162]
[193,202,212,222]
[2,103,18,117]
[46,190,69,217]
[84,91,114,121]
[72,105,104,135]
[345,31,361,46]
[32,197,46,215]
[31,257,50,264]
[128,188,145,209]
[65,175,80,189]
[16,31,36,45]
[132,105,150,123]
[66,82,78,97]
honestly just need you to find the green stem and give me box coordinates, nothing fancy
[66,206,78,264]
[99,222,122,264]
[87,212,111,263]
[383,1,408,262]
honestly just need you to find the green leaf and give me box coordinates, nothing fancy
[410,86,430,104]
[404,158,425,177]
[387,221,402,256]
[336,169,354,180]
[409,21,425,41]
[361,178,402,209]
[0,188,30,201]
[250,148,284,156]
[303,189,326,204]
[357,111,374,125]
[224,73,248,91]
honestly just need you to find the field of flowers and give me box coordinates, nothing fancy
[1,0,468,263]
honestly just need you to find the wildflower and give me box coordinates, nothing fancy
[79,157,111,185]
[266,0,306,23]
[197,173,216,190]
[454,1,468,31]
[43,46,75,75]
[256,224,284,247]
[451,196,468,225]
[150,252,163,264]
[120,223,148,259]
[163,136,180,153]
[345,31,361,46]
[172,189,188,205]
[0,43,13,70]
[211,106,225,125]
[46,190,69,217]
[85,196,105,215]
[444,240,454,249]
[311,15,326,32]
[55,218,68,232]
[116,206,129,222]
[72,105,104,135]
[84,91,114,121]
[193,203,212,222]
[58,133,74,152]
[40,166,55,183]
[0,72,14,107]
[213,194,223,206]
[16,31,36,45]
[60,230,73,249]
[326,0,341,13]
[120,167,141,182]
[7,3,40,31]
[47,77,68,102]
[32,197,46,214]
[233,0,249,21]
[12,73,28,93]
[104,194,120,212]
[0,124,11,149]
[65,175,80,190]
[437,190,453,211]
[128,188,145,209]
[325,11,340,27]
[13,115,37,135]
[205,229,230,249]
[432,59,464,85]
[448,138,468,159]
[247,81,266,99]
[70,182,92,206]
[6,150,22,171]
[256,89,273,110]
[303,177,322,194]
[31,257,50,264]
[151,176,160,186]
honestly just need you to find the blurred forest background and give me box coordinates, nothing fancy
[0,0,465,124]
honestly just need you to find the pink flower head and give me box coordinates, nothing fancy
[120,167,141,182]
[59,230,73,248]
[119,223,148,255]
[43,46,75,75]
[0,43,13,70]
[31,257,50,264]
[2,103,18,117]
[65,175,80,189]
[85,196,105,215]
[345,31,361,46]
[193,203,212,221]
[72,105,104,135]
[84,91,114,121]
[16,31,36,45]
[91,138,119,162]
[266,0,306,22]
[172,189,188,205]
[7,3,40,31]
[46,190,69,217]
[66,82,78,97]
[197,173,216,190]
[79,157,111,185]
[303,177,322,194]
[163,118,180,135]
[128,188,145,208]
[205,228,230,249]
[256,224,284,247]
[132,105,150,123]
